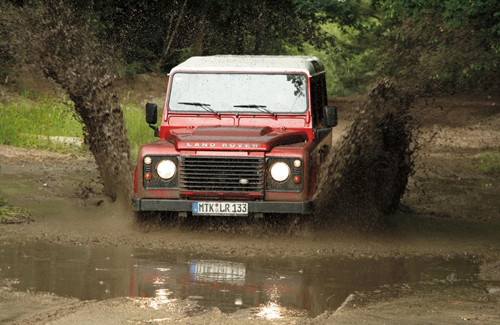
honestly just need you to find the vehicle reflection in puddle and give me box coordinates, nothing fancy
[0,241,479,317]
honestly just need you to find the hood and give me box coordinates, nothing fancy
[170,127,308,151]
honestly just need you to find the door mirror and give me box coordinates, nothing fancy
[145,103,158,125]
[323,106,338,128]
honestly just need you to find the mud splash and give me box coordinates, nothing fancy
[2,1,132,202]
[314,79,417,228]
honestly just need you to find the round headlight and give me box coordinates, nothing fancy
[270,162,290,182]
[156,160,176,180]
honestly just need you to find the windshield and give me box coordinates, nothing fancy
[167,72,308,114]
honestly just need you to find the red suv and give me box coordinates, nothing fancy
[132,55,337,218]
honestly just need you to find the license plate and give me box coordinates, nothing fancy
[193,201,248,216]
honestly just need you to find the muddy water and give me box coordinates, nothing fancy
[0,241,478,317]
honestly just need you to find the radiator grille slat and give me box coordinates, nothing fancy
[180,157,264,193]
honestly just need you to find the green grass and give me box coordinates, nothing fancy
[0,198,32,224]
[476,152,500,174]
[0,95,160,161]
[0,96,84,152]
[122,102,162,162]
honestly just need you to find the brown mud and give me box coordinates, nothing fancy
[314,79,416,228]
[0,92,499,323]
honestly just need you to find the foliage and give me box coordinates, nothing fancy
[2,0,499,95]
[376,0,500,94]
[288,22,377,96]
[50,0,344,72]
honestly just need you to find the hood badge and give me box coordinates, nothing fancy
[239,179,249,185]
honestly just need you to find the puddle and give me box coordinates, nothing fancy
[0,241,478,317]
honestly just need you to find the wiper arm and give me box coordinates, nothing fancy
[178,102,220,117]
[233,104,277,118]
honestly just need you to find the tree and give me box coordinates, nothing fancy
[306,0,500,94]
[376,0,500,93]
[59,0,344,72]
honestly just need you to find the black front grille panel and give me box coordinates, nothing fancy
[180,156,264,193]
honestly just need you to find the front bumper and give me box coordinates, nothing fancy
[132,198,312,215]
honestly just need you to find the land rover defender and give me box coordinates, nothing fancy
[132,55,337,218]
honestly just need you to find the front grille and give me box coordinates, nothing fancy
[180,156,264,193]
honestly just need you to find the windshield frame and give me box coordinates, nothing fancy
[166,71,310,115]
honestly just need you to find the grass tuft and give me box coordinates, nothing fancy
[477,152,500,174]
[0,198,33,224]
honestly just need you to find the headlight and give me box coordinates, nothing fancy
[270,162,290,182]
[156,160,176,180]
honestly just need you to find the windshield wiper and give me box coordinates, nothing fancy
[233,104,277,118]
[178,102,220,117]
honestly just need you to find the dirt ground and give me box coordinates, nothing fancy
[0,94,499,324]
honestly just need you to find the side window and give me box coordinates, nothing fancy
[310,75,326,128]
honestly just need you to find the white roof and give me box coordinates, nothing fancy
[170,55,325,77]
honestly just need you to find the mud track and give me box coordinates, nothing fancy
[0,95,499,323]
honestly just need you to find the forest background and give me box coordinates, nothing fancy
[1,0,499,97]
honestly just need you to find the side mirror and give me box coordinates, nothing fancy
[323,106,338,128]
[145,103,158,125]
[145,103,159,137]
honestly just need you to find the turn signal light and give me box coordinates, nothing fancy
[293,176,301,184]
[144,173,152,181]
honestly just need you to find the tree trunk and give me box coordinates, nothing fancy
[192,18,207,56]
[234,18,245,55]
[157,0,188,68]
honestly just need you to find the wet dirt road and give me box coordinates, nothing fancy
[1,95,500,323]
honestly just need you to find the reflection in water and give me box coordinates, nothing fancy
[0,241,479,317]
[190,260,246,286]
[256,301,283,320]
[256,285,285,320]
[145,296,174,311]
